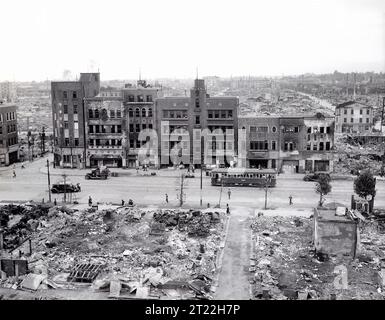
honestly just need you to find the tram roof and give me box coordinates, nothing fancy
[211,168,277,174]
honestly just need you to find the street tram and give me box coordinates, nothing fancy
[210,168,277,187]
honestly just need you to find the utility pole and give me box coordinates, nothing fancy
[179,173,185,207]
[41,126,46,154]
[381,96,385,133]
[218,181,223,208]
[62,173,67,203]
[47,159,51,202]
[200,136,204,207]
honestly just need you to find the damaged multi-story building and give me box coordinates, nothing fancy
[51,73,100,168]
[334,101,374,134]
[238,112,335,173]
[0,102,19,166]
[155,79,239,167]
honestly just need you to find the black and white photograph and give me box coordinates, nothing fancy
[0,0,385,312]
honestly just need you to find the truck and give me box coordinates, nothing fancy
[85,167,110,180]
[51,183,81,194]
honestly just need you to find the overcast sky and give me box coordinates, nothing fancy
[0,0,384,81]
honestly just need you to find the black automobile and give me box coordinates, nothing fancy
[303,172,331,182]
[51,183,81,193]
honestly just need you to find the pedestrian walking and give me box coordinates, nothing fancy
[227,188,231,200]
[207,203,210,208]
[54,198,57,206]
[289,195,293,205]
[12,170,16,178]
[165,193,169,203]
[88,196,93,207]
[226,204,230,215]
[121,199,125,206]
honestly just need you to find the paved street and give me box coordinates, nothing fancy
[1,155,384,210]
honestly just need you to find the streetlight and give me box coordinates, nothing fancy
[47,159,51,202]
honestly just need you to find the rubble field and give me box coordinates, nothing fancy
[0,204,228,300]
[250,215,385,300]
[334,135,384,176]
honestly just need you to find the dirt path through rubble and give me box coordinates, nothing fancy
[214,206,252,300]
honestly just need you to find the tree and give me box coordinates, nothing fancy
[354,170,376,200]
[315,174,332,207]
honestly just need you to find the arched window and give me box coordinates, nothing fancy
[142,108,147,117]
[128,108,133,117]
[148,108,153,117]
[135,108,140,117]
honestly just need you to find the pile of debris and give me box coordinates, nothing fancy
[250,215,385,300]
[0,205,226,300]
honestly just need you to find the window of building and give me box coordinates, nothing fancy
[111,125,116,133]
[73,105,78,114]
[142,124,147,130]
[272,140,276,150]
[64,122,69,129]
[148,108,153,117]
[73,91,77,99]
[307,127,311,133]
[250,140,268,150]
[110,110,115,118]
[116,110,121,118]
[63,91,68,99]
[250,126,256,133]
[129,124,134,132]
[367,109,370,115]
[360,109,363,115]
[228,110,233,118]
[128,95,135,102]
[359,118,363,123]
[130,139,134,148]
[136,124,140,132]
[256,126,268,133]
[149,123,153,129]
[65,138,70,146]
[138,95,144,102]
[170,111,175,118]
[313,143,317,151]
[136,140,141,148]
[146,95,152,102]
[95,109,99,118]
[129,108,133,117]
[221,110,226,118]
[195,98,200,108]
[326,141,331,150]
[307,143,311,150]
[214,111,219,118]
[88,109,93,118]
[74,138,79,146]
[95,125,100,133]
[320,127,325,133]
[63,105,68,114]
[117,125,122,133]
[344,118,347,123]
[142,108,146,117]
[135,108,140,117]
[195,116,200,125]
[351,118,354,123]
[344,109,347,114]
[366,118,369,123]
[351,109,354,114]
[294,126,299,133]
[89,125,94,133]
[326,127,331,134]
[319,142,324,151]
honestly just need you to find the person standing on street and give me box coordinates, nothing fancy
[227,188,231,200]
[12,170,16,178]
[226,203,230,215]
[289,195,293,205]
[165,193,169,203]
[88,196,93,207]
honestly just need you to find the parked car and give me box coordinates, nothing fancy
[303,172,331,182]
[51,183,81,193]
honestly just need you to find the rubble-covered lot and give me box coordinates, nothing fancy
[250,215,385,300]
[0,204,227,300]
